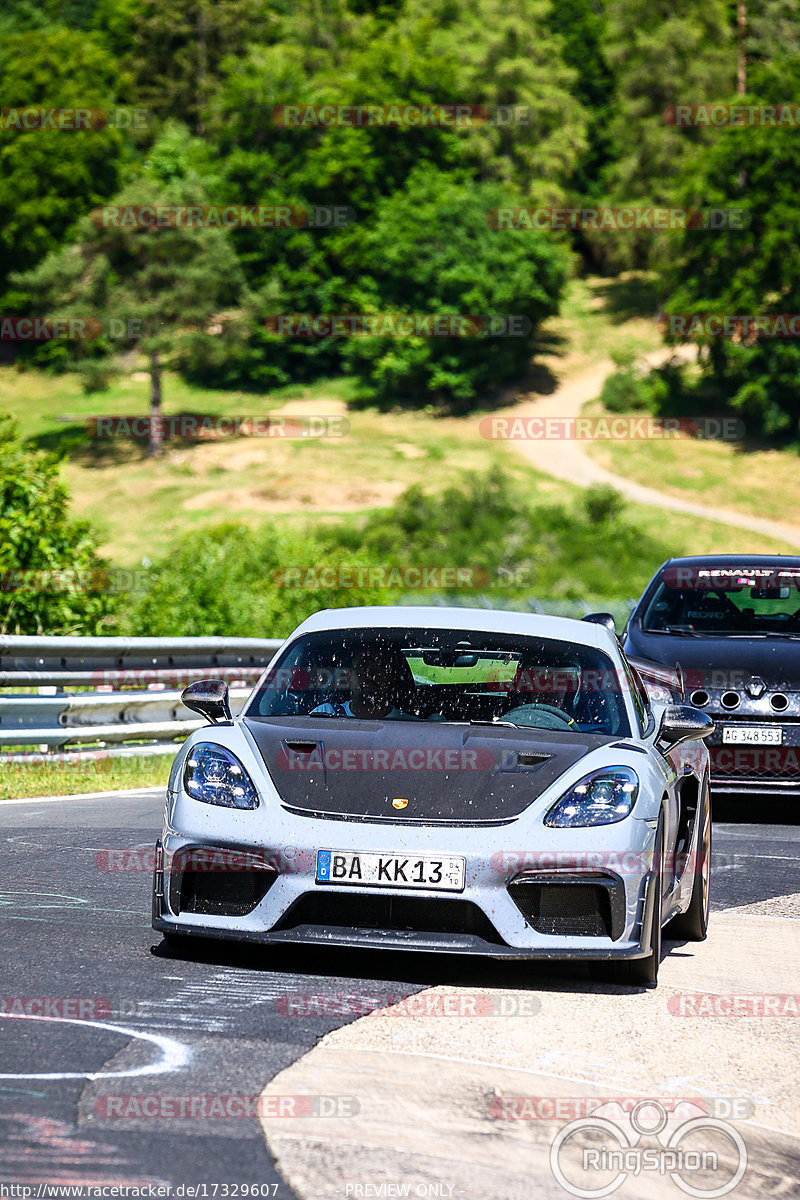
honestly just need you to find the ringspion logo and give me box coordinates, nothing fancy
[549,1099,747,1198]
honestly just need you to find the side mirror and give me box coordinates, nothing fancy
[657,704,714,750]
[181,679,232,724]
[582,612,618,638]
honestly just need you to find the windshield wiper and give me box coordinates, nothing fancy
[645,627,705,636]
[468,719,517,728]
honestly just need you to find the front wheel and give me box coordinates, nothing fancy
[593,818,664,987]
[665,780,711,941]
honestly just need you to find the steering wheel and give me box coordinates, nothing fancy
[503,702,577,729]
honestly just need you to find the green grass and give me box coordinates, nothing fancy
[0,753,170,799]
[583,398,800,528]
[1,271,797,568]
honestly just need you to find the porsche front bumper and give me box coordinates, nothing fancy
[151,807,662,962]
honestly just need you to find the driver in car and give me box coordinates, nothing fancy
[310,647,417,719]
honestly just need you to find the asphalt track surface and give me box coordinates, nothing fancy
[0,788,798,1194]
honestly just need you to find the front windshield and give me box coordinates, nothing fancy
[643,566,800,635]
[247,627,631,736]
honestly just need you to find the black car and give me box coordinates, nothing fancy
[624,554,800,796]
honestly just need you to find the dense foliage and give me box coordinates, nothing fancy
[0,418,114,634]
[123,470,665,636]
[3,0,796,423]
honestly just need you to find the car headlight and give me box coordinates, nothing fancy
[183,743,259,809]
[544,766,639,828]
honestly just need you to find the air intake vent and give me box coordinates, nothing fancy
[170,854,277,916]
[274,893,504,944]
[517,752,550,767]
[770,693,789,712]
[509,875,623,938]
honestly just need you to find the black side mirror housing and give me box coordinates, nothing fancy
[657,704,714,750]
[181,679,232,724]
[582,612,618,638]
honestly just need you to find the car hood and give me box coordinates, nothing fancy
[625,625,800,690]
[243,717,617,824]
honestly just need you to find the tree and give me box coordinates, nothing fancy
[129,0,281,132]
[0,29,126,299]
[598,0,735,267]
[664,107,800,439]
[14,158,246,455]
[396,0,588,203]
[340,168,570,410]
[0,418,114,634]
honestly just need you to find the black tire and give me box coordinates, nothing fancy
[161,931,193,950]
[665,780,711,941]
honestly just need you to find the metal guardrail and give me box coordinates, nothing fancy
[0,636,282,755]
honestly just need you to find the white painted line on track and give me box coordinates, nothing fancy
[0,786,164,806]
[0,1012,190,1080]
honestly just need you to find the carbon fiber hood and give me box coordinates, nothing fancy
[243,716,617,824]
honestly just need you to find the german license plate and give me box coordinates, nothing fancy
[315,850,465,892]
[722,726,783,745]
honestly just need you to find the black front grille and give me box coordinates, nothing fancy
[171,866,277,916]
[273,892,505,944]
[509,877,618,938]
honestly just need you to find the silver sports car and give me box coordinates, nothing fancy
[152,607,714,985]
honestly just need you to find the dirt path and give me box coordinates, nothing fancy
[500,349,800,551]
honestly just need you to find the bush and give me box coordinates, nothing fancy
[124,470,667,634]
[0,417,115,634]
[584,484,624,524]
[599,364,668,413]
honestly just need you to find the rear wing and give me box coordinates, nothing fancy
[627,655,685,701]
